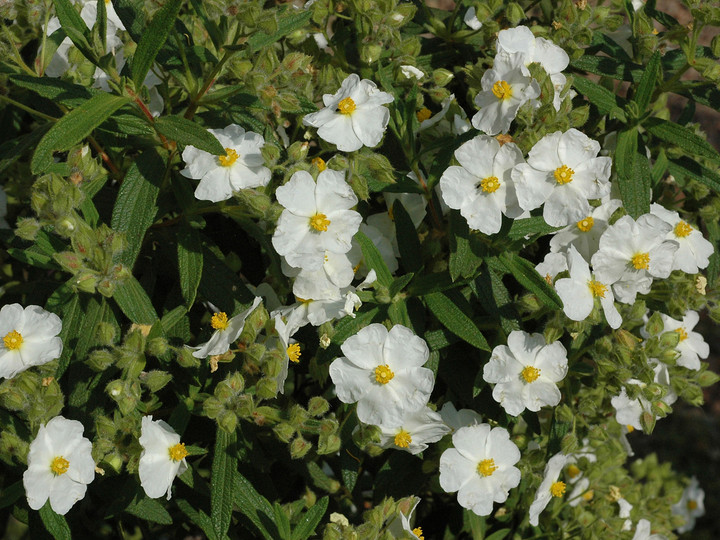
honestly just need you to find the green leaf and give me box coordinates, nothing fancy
[0,124,51,174]
[59,296,107,378]
[486,529,512,540]
[211,428,237,540]
[499,253,563,310]
[111,0,146,43]
[507,216,561,240]
[667,156,720,192]
[247,8,313,53]
[570,55,643,82]
[705,220,720,285]
[355,231,393,288]
[234,472,278,540]
[198,245,256,314]
[48,287,81,378]
[448,211,484,281]
[132,0,183,87]
[31,93,130,174]
[39,501,71,540]
[633,51,661,112]
[572,76,627,117]
[424,292,490,351]
[176,499,218,540]
[473,269,520,334]
[392,199,422,273]
[331,306,383,345]
[273,503,291,540]
[177,222,203,307]
[9,75,96,107]
[111,149,164,267]
[125,496,173,525]
[0,481,23,510]
[155,116,225,155]
[645,118,720,163]
[291,497,329,540]
[113,276,159,324]
[614,128,651,218]
[52,0,94,63]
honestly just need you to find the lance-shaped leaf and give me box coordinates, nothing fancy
[499,253,563,310]
[132,0,183,87]
[615,128,651,218]
[155,116,225,155]
[425,291,490,351]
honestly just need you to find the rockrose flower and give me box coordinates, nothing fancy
[189,297,262,358]
[376,407,451,455]
[138,416,189,500]
[650,203,714,274]
[671,477,705,533]
[529,453,571,526]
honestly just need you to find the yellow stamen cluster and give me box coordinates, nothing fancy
[554,165,575,185]
[674,221,693,238]
[687,499,698,511]
[477,458,497,477]
[588,280,607,298]
[496,134,513,146]
[480,176,501,193]
[309,213,331,232]
[287,343,301,363]
[219,148,239,167]
[337,97,356,115]
[631,252,650,270]
[416,107,432,122]
[211,312,229,330]
[51,456,69,476]
[312,156,327,171]
[626,425,635,433]
[567,464,581,479]
[577,216,594,232]
[394,430,412,448]
[492,80,513,101]
[550,481,566,497]
[582,490,594,501]
[521,365,541,383]
[169,442,188,462]
[412,527,425,540]
[674,327,688,341]
[3,330,23,350]
[374,364,395,384]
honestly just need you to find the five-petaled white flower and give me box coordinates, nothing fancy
[439,424,521,516]
[645,310,708,370]
[272,169,362,271]
[439,402,483,433]
[24,416,95,515]
[138,416,189,500]
[303,74,394,152]
[650,203,714,274]
[189,297,262,358]
[535,252,568,284]
[329,324,434,427]
[529,453,571,526]
[483,330,568,416]
[439,135,524,234]
[377,406,451,455]
[180,124,271,203]
[632,519,668,540]
[549,198,623,262]
[0,304,63,380]
[671,476,705,534]
[512,129,612,226]
[471,52,540,136]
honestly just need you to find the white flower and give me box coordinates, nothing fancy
[284,250,356,300]
[439,135,524,234]
[535,252,568,284]
[464,7,482,30]
[329,324,434,427]
[180,124,271,203]
[650,203,714,274]
[645,310,708,370]
[272,169,362,271]
[273,313,302,395]
[0,304,63,380]
[138,416,189,500]
[377,407,451,455]
[671,477,705,533]
[554,245,621,328]
[189,297,262,358]
[591,214,678,304]
[529,453,571,526]
[418,94,455,132]
[439,424,521,516]
[439,402,482,433]
[512,129,612,226]
[632,519,668,540]
[483,330,568,416]
[348,223,398,277]
[567,477,591,507]
[388,497,424,540]
[618,498,633,530]
[549,198,623,262]
[400,65,425,80]
[303,74,394,152]
[23,416,95,515]
[611,361,677,431]
[471,52,540,135]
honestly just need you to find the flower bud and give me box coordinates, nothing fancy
[645,312,664,336]
[203,397,224,419]
[14,217,40,241]
[177,347,201,368]
[217,410,238,433]
[274,422,296,443]
[308,396,330,417]
[287,141,310,162]
[505,2,525,24]
[289,436,312,459]
[360,44,382,64]
[256,377,279,400]
[432,68,454,87]
[236,394,255,418]
[139,370,172,392]
[147,337,170,358]
[87,349,116,371]
[317,433,341,455]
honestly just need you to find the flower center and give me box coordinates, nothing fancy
[211,312,229,330]
[550,481,566,497]
[687,499,698,511]
[492,80,513,101]
[626,424,635,433]
[412,527,424,540]
[631,252,650,270]
[496,134,513,145]
[50,456,69,476]
[374,364,394,384]
[588,280,607,298]
[674,327,688,341]
[168,442,188,462]
[567,464,581,478]
[394,429,412,448]
[416,107,432,122]
[218,148,239,167]
[480,176,501,193]
[674,221,693,238]
[521,365,541,383]
[312,156,326,171]
[554,165,575,185]
[477,458,497,477]
[582,490,594,501]
[337,97,356,115]
[3,330,23,350]
[287,343,301,363]
[577,216,594,232]
[309,213,331,232]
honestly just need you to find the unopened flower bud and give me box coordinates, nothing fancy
[217,410,238,433]
[308,396,330,417]
[274,422,296,443]
[289,436,312,459]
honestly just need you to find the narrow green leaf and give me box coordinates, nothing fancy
[6,247,58,270]
[113,276,159,324]
[705,220,720,286]
[507,217,561,240]
[331,306,382,345]
[132,0,183,87]
[449,211,484,281]
[499,253,563,310]
[234,473,278,540]
[198,245,256,314]
[486,529,512,540]
[111,0,146,43]
[211,428,237,540]
[155,116,225,155]
[572,76,627,117]
[177,223,203,307]
[424,292,490,351]
[0,481,23,510]
[473,269,520,334]
[291,497,329,540]
[633,51,661,111]
[125,496,173,525]
[388,299,412,328]
[111,149,164,267]
[176,499,218,540]
[59,296,107,378]
[97,0,107,50]
[31,93,130,174]
[651,148,669,185]
[615,128,651,218]
[424,328,458,351]
[52,0,94,62]
[645,118,720,163]
[273,503,291,540]
[247,9,313,53]
[10,75,96,107]
[570,55,643,82]
[49,289,81,378]
[392,199,422,273]
[355,231,393,288]
[39,501,71,540]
